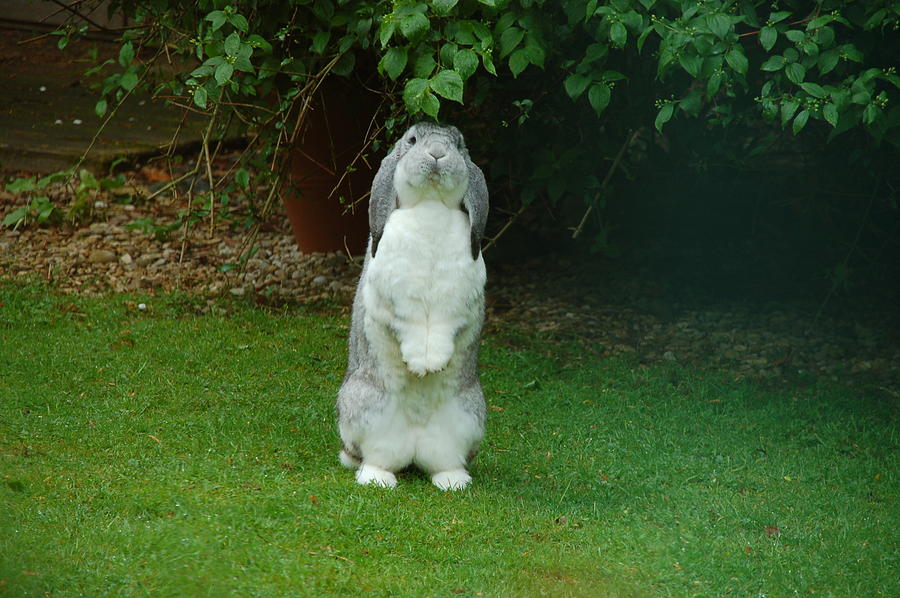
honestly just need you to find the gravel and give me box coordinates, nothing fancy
[1,181,897,388]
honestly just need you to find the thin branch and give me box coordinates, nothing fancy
[68,45,164,177]
[571,129,639,239]
[47,0,111,32]
[482,204,526,254]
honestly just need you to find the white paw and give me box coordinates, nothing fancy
[356,464,397,488]
[401,336,453,377]
[431,469,472,491]
[405,354,450,377]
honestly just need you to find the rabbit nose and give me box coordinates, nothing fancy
[427,145,446,160]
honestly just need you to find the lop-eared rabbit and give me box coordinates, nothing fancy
[336,123,489,490]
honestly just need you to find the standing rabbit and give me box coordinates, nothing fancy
[336,122,489,490]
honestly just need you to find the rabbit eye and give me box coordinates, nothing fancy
[408,136,417,144]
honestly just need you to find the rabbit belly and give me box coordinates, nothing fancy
[364,202,486,376]
[349,376,483,473]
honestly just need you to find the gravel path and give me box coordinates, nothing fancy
[1,173,897,388]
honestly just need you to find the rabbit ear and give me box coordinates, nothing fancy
[463,161,489,260]
[368,141,402,257]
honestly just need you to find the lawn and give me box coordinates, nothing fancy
[1,281,896,597]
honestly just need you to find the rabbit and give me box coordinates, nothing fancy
[336,122,489,491]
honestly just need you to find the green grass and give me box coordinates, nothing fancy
[1,281,897,597]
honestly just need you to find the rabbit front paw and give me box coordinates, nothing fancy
[401,337,453,377]
[404,353,451,377]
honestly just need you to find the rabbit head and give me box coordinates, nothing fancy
[369,122,489,260]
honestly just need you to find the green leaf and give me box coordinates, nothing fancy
[655,102,674,132]
[481,50,497,76]
[678,54,702,78]
[785,62,805,84]
[785,30,805,43]
[234,168,250,189]
[79,169,98,188]
[215,63,234,85]
[6,177,36,193]
[807,14,834,30]
[379,20,397,47]
[759,26,777,51]
[430,69,464,103]
[862,103,881,125]
[431,0,459,15]
[725,47,748,75]
[421,90,440,118]
[403,77,430,110]
[205,10,227,32]
[769,11,792,24]
[312,31,330,54]
[2,206,28,229]
[508,49,529,78]
[523,38,545,69]
[588,83,611,116]
[792,109,809,134]
[439,42,457,66]
[499,27,524,58]
[760,55,785,71]
[193,86,208,109]
[224,33,241,57]
[94,98,108,118]
[119,71,138,91]
[453,48,479,80]
[246,34,272,55]
[400,13,430,40]
[380,46,408,79]
[780,99,799,125]
[229,14,249,33]
[707,72,722,98]
[191,65,215,77]
[818,49,839,75]
[332,52,355,77]
[800,82,826,98]
[412,51,437,78]
[822,102,838,127]
[118,42,135,68]
[233,55,254,73]
[609,22,627,47]
[564,73,591,100]
[707,14,732,39]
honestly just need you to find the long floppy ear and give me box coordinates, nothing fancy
[368,142,402,257]
[463,161,489,260]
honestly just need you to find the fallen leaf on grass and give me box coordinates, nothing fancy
[764,526,781,537]
[744,544,752,554]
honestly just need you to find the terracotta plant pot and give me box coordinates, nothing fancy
[282,79,380,255]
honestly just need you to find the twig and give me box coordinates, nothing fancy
[482,204,526,254]
[812,184,878,322]
[47,0,111,32]
[738,13,818,39]
[68,45,164,178]
[176,104,219,282]
[571,129,638,239]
